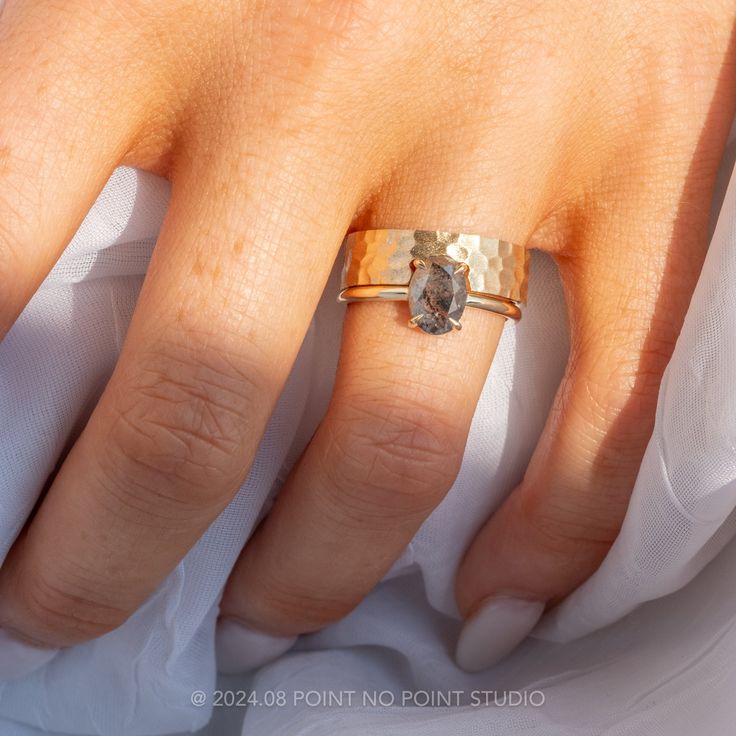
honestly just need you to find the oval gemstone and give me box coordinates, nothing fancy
[408,256,468,335]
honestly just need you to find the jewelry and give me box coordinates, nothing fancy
[338,229,528,335]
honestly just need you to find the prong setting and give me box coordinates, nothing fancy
[407,255,468,335]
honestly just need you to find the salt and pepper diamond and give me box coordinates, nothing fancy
[408,257,469,335]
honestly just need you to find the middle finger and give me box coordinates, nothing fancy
[0,124,361,648]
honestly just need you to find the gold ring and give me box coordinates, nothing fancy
[338,229,529,335]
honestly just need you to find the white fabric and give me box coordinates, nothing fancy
[0,116,734,736]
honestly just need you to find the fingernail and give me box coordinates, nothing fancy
[0,629,59,681]
[455,597,545,673]
[216,618,297,674]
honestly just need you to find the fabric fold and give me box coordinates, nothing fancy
[0,125,735,735]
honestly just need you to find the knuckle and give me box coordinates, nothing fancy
[563,363,663,476]
[14,572,127,646]
[100,338,272,511]
[288,0,409,55]
[579,326,673,402]
[240,576,354,634]
[518,485,623,560]
[322,395,465,517]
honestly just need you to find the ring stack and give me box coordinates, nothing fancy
[338,229,528,335]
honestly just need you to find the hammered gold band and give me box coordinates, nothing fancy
[338,229,528,333]
[340,228,528,303]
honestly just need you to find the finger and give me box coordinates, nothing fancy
[454,176,719,672]
[0,126,360,648]
[220,297,506,638]
[218,116,555,665]
[0,2,168,337]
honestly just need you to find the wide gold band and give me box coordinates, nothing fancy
[338,285,522,320]
[340,228,528,304]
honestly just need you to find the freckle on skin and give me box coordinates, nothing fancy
[232,238,245,255]
[191,255,204,276]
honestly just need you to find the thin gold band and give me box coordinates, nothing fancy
[339,285,522,320]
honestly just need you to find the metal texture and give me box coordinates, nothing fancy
[341,229,528,304]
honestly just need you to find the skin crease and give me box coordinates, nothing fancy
[0,0,733,650]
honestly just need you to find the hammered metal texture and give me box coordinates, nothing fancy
[341,229,528,303]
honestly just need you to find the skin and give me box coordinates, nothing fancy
[0,0,734,648]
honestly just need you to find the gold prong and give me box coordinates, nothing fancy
[449,318,462,331]
[409,314,423,327]
[411,258,427,270]
[455,263,470,276]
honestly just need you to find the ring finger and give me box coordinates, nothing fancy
[218,142,556,657]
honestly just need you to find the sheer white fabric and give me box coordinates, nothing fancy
[0,111,734,736]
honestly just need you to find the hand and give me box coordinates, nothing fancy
[0,0,734,676]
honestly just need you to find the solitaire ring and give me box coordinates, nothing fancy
[338,229,529,335]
